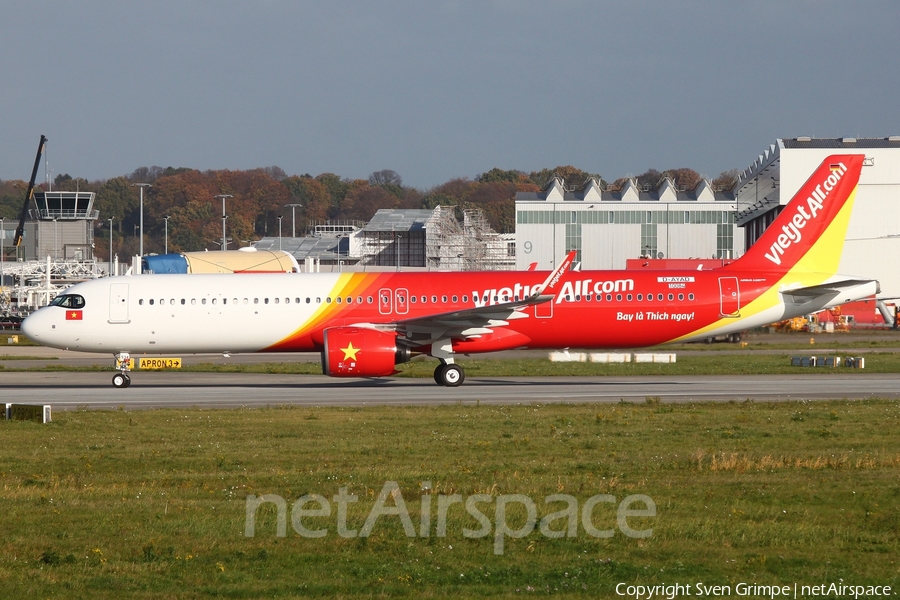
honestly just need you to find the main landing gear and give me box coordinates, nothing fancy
[431,338,465,387]
[112,352,132,388]
[433,362,465,387]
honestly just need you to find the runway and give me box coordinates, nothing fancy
[3,371,899,410]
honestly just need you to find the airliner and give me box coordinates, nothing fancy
[23,154,877,388]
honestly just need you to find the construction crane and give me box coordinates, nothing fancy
[13,135,47,248]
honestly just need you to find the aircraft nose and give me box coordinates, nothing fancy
[21,310,46,343]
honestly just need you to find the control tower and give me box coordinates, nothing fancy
[28,191,99,260]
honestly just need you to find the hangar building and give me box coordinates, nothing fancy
[736,137,900,298]
[515,175,741,270]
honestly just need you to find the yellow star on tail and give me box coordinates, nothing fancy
[341,342,360,361]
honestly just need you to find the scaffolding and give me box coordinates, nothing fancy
[0,258,106,315]
[423,206,515,271]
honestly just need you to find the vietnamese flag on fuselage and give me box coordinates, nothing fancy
[66,310,83,321]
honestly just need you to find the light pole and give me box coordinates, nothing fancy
[53,218,58,260]
[277,216,283,251]
[215,194,233,251]
[286,203,302,238]
[108,217,114,276]
[1,218,4,289]
[131,183,151,256]
[163,216,170,254]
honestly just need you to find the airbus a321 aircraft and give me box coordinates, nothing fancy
[23,154,877,388]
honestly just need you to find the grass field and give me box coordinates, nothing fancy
[2,400,899,597]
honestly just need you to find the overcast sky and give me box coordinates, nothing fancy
[2,1,898,189]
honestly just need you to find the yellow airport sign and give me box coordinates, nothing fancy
[138,357,182,369]
[116,357,183,369]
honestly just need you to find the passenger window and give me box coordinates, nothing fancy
[191,299,196,305]
[212,298,217,305]
[678,293,684,301]
[616,294,622,301]
[254,298,259,304]
[357,296,363,304]
[335,297,340,304]
[317,298,322,304]
[463,295,468,303]
[139,299,144,305]
[326,297,331,304]
[574,295,580,301]
[244,299,249,304]
[452,295,458,303]
[442,295,448,303]
[367,297,373,304]
[346,297,352,304]
[201,299,206,305]
[223,298,227,305]
[626,294,632,301]
[150,299,155,305]
[637,294,642,301]
[295,298,301,304]
[181,299,186,305]
[234,299,238,305]
[585,294,591,302]
[274,298,280,304]
[667,293,674,301]
[264,298,269,304]
[606,294,612,301]
[306,298,311,304]
[688,293,695,301]
[410,296,416,303]
[432,296,438,303]
[657,293,663,301]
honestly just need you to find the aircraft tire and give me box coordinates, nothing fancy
[440,364,465,387]
[112,373,129,388]
[433,365,446,385]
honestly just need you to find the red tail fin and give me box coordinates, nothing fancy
[732,154,864,274]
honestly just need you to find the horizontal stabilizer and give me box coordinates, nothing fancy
[782,279,879,304]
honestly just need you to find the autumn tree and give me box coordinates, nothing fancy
[368,169,402,187]
[663,168,702,191]
[712,169,740,192]
[342,185,400,222]
[527,166,603,190]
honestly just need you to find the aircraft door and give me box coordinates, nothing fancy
[378,288,393,315]
[109,283,130,323]
[535,298,553,319]
[395,288,409,315]
[718,277,740,317]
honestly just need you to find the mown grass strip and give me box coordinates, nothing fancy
[1,400,899,597]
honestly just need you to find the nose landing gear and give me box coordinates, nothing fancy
[112,352,132,388]
[112,372,131,388]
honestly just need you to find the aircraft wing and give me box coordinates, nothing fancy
[781,278,880,305]
[389,293,551,346]
[349,251,576,347]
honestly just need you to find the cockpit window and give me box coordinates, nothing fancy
[50,294,86,309]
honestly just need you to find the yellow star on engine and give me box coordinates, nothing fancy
[341,342,360,361]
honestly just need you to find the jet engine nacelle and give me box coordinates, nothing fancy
[321,326,411,377]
